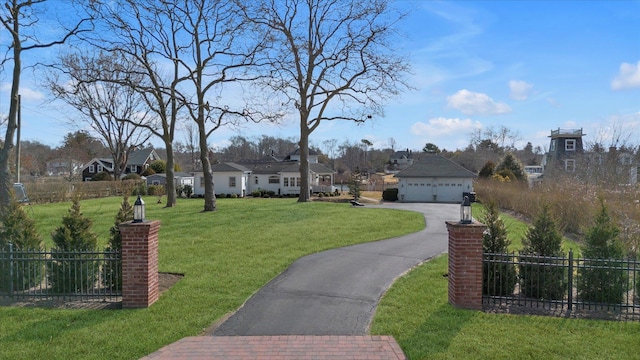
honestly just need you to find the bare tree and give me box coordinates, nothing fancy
[241,0,411,201]
[0,0,90,212]
[86,0,273,212]
[48,52,152,180]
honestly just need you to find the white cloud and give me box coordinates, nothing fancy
[509,80,533,100]
[411,117,481,136]
[446,89,511,115]
[0,82,45,101]
[611,61,640,90]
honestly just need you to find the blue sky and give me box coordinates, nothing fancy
[2,0,639,154]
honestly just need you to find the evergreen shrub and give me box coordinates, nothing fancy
[519,204,566,300]
[382,188,399,201]
[577,199,627,304]
[49,196,99,293]
[102,195,132,291]
[481,201,517,296]
[0,198,44,292]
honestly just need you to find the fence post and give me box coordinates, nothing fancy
[9,242,14,298]
[119,220,161,308]
[446,220,486,310]
[568,249,573,311]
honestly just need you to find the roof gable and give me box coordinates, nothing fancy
[127,148,160,166]
[395,154,476,178]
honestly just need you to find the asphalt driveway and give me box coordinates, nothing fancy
[212,202,459,336]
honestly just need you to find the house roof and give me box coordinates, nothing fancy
[288,148,319,156]
[127,148,160,166]
[390,150,413,160]
[147,172,194,179]
[394,154,476,178]
[210,162,252,173]
[82,158,114,171]
[235,161,334,175]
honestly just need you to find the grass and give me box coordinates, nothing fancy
[370,203,639,359]
[4,196,638,359]
[1,196,424,360]
[370,255,640,359]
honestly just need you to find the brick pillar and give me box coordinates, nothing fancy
[445,220,486,310]
[120,220,160,308]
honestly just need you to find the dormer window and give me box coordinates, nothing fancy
[565,139,576,151]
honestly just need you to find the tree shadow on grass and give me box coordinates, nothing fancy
[398,303,477,359]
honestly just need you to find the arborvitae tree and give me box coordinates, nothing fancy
[495,153,526,181]
[348,171,362,200]
[519,204,566,300]
[482,201,517,296]
[50,196,99,293]
[0,198,43,291]
[577,198,627,304]
[102,195,133,290]
[478,161,495,178]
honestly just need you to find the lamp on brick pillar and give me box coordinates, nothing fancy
[460,196,472,224]
[133,195,145,223]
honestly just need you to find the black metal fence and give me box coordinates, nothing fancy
[0,243,121,306]
[483,251,640,321]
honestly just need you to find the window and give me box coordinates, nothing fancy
[89,165,95,173]
[255,176,259,185]
[200,176,205,187]
[97,165,104,173]
[296,177,301,187]
[550,139,557,152]
[268,176,280,184]
[130,165,138,173]
[229,176,236,187]
[284,178,289,187]
[565,159,575,172]
[565,139,576,151]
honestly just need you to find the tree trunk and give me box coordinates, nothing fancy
[198,125,216,212]
[0,38,21,213]
[164,141,177,207]
[298,124,311,203]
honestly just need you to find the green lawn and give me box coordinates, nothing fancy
[371,204,639,359]
[1,197,424,359]
[3,198,638,359]
[370,256,640,360]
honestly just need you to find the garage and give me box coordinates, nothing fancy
[395,154,476,203]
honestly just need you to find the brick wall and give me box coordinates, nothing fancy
[120,220,161,308]
[445,221,486,310]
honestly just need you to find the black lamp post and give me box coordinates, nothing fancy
[133,195,145,223]
[460,196,472,224]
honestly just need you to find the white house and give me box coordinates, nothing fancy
[394,154,476,203]
[193,162,251,197]
[192,160,335,197]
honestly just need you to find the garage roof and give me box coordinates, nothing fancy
[394,154,477,178]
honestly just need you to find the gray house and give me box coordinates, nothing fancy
[394,154,476,203]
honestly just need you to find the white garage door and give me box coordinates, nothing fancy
[403,178,464,202]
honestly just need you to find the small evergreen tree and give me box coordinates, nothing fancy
[102,195,133,290]
[495,153,526,182]
[482,201,517,296]
[49,196,99,293]
[519,204,566,300]
[348,172,362,200]
[478,161,495,178]
[0,198,43,291]
[577,198,627,304]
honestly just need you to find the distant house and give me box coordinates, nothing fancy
[386,149,414,173]
[394,154,476,203]
[192,150,335,197]
[82,148,162,181]
[146,172,195,188]
[542,128,585,174]
[46,158,83,177]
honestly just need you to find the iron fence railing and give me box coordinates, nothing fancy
[483,251,639,321]
[0,243,121,304]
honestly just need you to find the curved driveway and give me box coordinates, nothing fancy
[212,202,458,336]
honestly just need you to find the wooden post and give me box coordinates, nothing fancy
[120,220,160,308]
[445,220,486,310]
